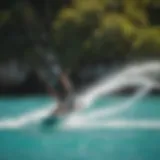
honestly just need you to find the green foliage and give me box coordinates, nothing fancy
[123,0,150,26]
[53,8,84,69]
[131,28,160,59]
[88,13,135,59]
[1,0,160,71]
[0,11,11,29]
[52,0,160,71]
[52,0,137,70]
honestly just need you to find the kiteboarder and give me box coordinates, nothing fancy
[37,53,76,117]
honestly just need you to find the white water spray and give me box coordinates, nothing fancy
[63,84,153,129]
[75,61,160,107]
[64,61,160,129]
[0,61,160,130]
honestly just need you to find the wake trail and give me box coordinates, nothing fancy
[0,61,160,130]
[0,104,54,129]
[76,62,160,108]
[63,84,153,128]
[81,84,153,120]
[64,119,160,130]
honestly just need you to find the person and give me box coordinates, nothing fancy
[19,0,76,118]
[37,53,76,117]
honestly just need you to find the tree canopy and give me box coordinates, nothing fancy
[0,0,160,73]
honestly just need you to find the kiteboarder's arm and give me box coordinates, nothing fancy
[59,72,73,92]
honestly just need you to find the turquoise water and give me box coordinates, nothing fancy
[0,96,160,160]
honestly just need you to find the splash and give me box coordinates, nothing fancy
[63,61,160,129]
[73,84,153,121]
[75,61,160,107]
[0,104,54,129]
[63,84,153,129]
[0,61,160,130]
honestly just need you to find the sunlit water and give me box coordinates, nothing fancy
[0,61,160,160]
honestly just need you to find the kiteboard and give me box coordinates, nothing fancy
[42,96,82,127]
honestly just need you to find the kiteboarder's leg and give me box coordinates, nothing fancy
[43,97,68,126]
[50,91,75,117]
[52,101,66,115]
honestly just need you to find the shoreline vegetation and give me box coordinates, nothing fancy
[0,0,160,94]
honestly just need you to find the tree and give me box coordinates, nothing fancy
[87,13,135,62]
[130,27,160,59]
[1,0,160,72]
